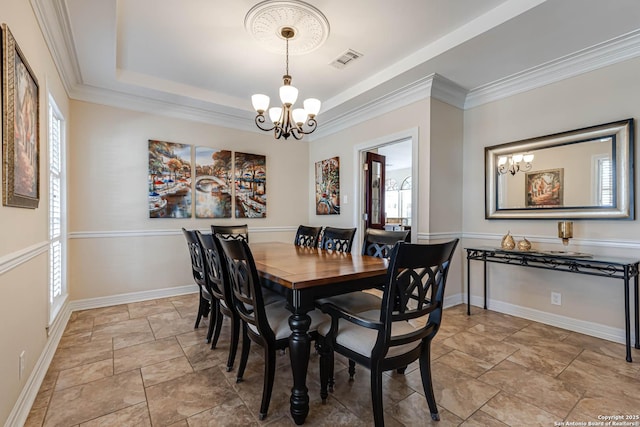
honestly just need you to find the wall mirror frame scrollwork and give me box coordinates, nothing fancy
[485,119,635,220]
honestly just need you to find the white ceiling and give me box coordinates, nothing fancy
[33,0,640,138]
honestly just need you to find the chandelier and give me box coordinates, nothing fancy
[251,27,321,140]
[497,153,534,175]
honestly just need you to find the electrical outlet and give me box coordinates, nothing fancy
[551,292,562,306]
[19,351,25,380]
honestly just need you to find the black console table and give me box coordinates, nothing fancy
[466,247,640,362]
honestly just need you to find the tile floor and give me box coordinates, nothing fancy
[25,293,640,426]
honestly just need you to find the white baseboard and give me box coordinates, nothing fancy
[445,293,629,345]
[68,284,198,311]
[5,284,198,427]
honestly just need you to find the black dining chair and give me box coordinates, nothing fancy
[316,228,412,379]
[320,226,357,252]
[316,228,411,314]
[317,239,459,426]
[182,228,214,340]
[294,225,322,247]
[197,231,241,371]
[362,228,411,258]
[212,224,249,242]
[218,238,329,420]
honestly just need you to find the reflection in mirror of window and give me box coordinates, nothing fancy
[596,156,613,206]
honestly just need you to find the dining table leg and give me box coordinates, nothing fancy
[288,290,312,425]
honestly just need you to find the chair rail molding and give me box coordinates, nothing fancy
[68,226,298,239]
[0,242,49,276]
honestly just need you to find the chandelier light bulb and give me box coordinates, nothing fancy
[512,154,523,163]
[497,156,508,166]
[523,153,534,162]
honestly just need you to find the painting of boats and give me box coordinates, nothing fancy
[234,152,266,218]
[195,147,232,218]
[148,140,192,218]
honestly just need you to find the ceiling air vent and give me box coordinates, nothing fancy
[330,49,363,69]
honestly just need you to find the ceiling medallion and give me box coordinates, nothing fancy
[244,0,330,55]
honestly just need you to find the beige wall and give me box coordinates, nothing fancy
[309,99,431,232]
[429,99,464,234]
[309,97,465,297]
[463,56,640,332]
[0,0,70,423]
[67,101,310,300]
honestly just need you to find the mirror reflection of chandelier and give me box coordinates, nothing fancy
[245,1,329,140]
[497,153,534,175]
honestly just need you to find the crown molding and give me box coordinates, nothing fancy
[465,29,640,109]
[68,83,257,132]
[314,73,467,140]
[31,0,82,94]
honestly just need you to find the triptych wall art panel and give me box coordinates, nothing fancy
[315,156,340,215]
[148,140,266,219]
[148,140,192,218]
[195,147,232,218]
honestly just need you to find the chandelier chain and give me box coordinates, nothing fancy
[285,37,289,76]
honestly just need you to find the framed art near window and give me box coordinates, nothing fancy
[2,24,40,208]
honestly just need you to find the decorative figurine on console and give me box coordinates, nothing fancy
[557,221,573,251]
[517,237,532,251]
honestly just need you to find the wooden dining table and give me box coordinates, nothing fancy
[249,242,389,425]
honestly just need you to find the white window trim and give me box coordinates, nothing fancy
[48,94,67,329]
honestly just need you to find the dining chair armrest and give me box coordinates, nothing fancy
[321,302,383,331]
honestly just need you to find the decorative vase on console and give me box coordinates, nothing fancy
[501,231,515,250]
[517,237,531,251]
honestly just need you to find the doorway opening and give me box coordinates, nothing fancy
[355,130,417,251]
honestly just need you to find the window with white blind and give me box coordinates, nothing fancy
[49,96,67,326]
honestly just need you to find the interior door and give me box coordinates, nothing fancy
[364,152,386,230]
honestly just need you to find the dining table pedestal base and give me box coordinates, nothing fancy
[289,304,312,425]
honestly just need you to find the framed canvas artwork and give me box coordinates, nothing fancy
[315,156,340,215]
[2,24,40,208]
